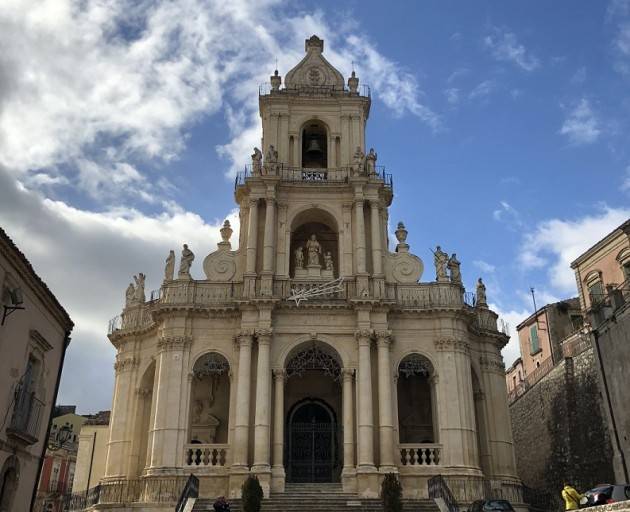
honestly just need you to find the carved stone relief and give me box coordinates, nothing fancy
[384,252,424,284]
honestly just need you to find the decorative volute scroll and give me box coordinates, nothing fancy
[203,220,242,282]
[384,221,423,284]
[284,35,345,89]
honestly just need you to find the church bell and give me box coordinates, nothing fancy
[306,137,323,155]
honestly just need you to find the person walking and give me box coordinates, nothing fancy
[562,483,583,510]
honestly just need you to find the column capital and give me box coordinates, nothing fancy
[256,328,273,345]
[354,329,373,345]
[265,195,276,205]
[114,356,139,374]
[235,329,255,348]
[375,330,393,346]
[341,368,356,381]
[273,368,286,380]
[368,198,380,208]
[248,197,260,207]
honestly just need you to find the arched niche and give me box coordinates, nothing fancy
[189,352,230,444]
[472,367,491,475]
[131,361,155,476]
[0,456,19,512]
[301,120,328,168]
[397,353,437,444]
[290,208,339,279]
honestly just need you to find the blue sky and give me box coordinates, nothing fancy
[1,0,629,412]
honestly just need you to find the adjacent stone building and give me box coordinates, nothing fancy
[571,219,630,483]
[71,411,110,495]
[0,227,74,512]
[95,36,520,510]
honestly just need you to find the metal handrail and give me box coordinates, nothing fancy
[175,474,199,512]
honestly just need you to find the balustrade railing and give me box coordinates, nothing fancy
[7,388,44,444]
[109,305,153,335]
[399,444,442,466]
[184,444,229,467]
[159,281,242,305]
[390,283,464,309]
[259,82,371,97]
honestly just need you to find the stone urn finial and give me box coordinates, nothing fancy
[395,221,409,253]
[348,70,359,93]
[218,220,233,251]
[270,69,281,91]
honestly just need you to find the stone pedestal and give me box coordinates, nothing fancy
[322,268,334,279]
[307,263,322,278]
[294,268,308,279]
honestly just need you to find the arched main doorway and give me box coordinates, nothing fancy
[284,343,342,483]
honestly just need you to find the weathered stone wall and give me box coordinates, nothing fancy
[509,346,614,495]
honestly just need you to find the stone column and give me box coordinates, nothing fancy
[353,199,366,274]
[369,201,383,276]
[104,354,138,478]
[245,198,259,273]
[232,331,254,469]
[375,331,396,471]
[253,329,272,472]
[355,330,375,470]
[271,369,286,491]
[342,368,355,473]
[148,336,191,472]
[262,198,276,273]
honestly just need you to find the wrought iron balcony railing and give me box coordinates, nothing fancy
[7,387,44,444]
[235,163,393,191]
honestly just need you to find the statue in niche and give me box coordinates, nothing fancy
[352,146,365,175]
[125,282,136,307]
[324,251,333,271]
[476,278,487,306]
[251,147,262,175]
[294,246,304,269]
[265,144,278,175]
[164,250,175,281]
[179,244,195,277]
[133,273,146,302]
[433,246,449,281]
[447,253,462,284]
[366,147,377,175]
[306,234,321,266]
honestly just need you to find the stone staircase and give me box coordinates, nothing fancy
[192,482,438,511]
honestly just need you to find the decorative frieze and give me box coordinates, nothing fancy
[114,356,140,373]
[157,335,192,352]
[434,338,470,354]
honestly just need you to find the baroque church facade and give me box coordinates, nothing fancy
[103,36,519,503]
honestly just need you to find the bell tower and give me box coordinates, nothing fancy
[235,35,394,298]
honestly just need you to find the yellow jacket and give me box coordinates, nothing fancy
[562,485,582,510]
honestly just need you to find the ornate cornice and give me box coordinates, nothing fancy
[157,335,192,352]
[434,338,470,354]
[114,356,139,374]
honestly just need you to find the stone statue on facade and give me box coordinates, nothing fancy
[164,250,175,281]
[433,246,449,282]
[306,234,321,266]
[251,147,263,176]
[179,244,195,278]
[352,146,365,176]
[133,273,146,303]
[125,282,136,307]
[447,253,462,284]
[476,278,488,307]
[294,246,304,269]
[324,251,333,271]
[366,148,377,175]
[265,144,278,175]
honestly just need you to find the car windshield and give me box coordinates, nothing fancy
[589,486,612,495]
[484,500,513,511]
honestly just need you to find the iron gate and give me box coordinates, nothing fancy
[288,420,336,482]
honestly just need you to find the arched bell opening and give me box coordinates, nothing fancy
[283,342,342,483]
[301,120,328,168]
[289,208,339,279]
[397,354,438,444]
[188,353,230,445]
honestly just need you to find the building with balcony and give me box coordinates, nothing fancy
[94,35,520,510]
[571,219,630,483]
[0,227,73,512]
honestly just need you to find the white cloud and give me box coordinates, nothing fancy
[622,166,630,193]
[559,98,601,145]
[484,27,540,72]
[492,200,522,229]
[444,88,460,105]
[473,260,496,274]
[0,166,239,412]
[519,206,630,293]
[570,66,587,84]
[469,80,497,100]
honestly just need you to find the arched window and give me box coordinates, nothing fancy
[397,354,436,443]
[617,248,630,282]
[189,353,230,444]
[301,120,327,168]
[585,270,604,305]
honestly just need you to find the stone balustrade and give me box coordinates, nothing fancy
[159,281,243,305]
[389,283,464,309]
[399,444,442,466]
[184,444,229,467]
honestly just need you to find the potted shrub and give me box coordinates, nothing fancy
[242,475,264,512]
[381,472,403,512]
